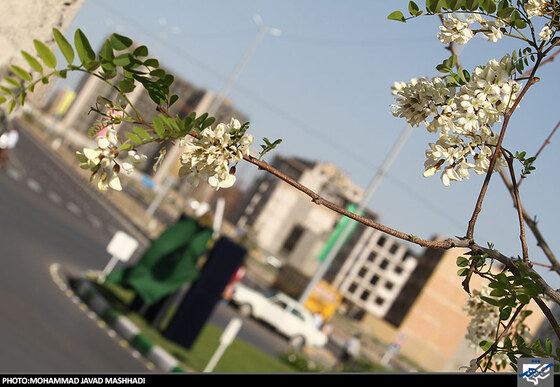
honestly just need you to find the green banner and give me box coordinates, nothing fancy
[317,203,358,262]
[107,217,213,305]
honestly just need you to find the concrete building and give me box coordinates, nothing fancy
[235,155,364,297]
[329,226,419,322]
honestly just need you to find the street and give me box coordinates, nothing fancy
[0,121,333,372]
[0,122,150,372]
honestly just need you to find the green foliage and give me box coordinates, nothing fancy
[514,150,537,178]
[0,28,179,114]
[388,0,532,30]
[258,137,283,160]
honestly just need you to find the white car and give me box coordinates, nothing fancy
[231,283,328,348]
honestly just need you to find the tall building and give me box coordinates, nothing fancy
[235,155,364,297]
[328,226,420,323]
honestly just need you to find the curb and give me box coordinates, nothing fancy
[73,277,185,373]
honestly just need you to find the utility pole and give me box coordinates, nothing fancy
[298,124,414,304]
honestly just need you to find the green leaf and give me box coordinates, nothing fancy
[143,58,159,68]
[74,29,96,66]
[33,39,57,69]
[21,50,43,73]
[110,33,133,50]
[464,0,480,10]
[133,127,151,141]
[457,268,469,276]
[546,339,553,355]
[426,0,443,12]
[480,296,499,306]
[114,53,133,67]
[99,39,115,61]
[53,28,74,65]
[0,86,13,95]
[479,340,493,351]
[133,45,149,57]
[0,96,6,104]
[408,1,421,15]
[125,132,142,145]
[118,143,133,151]
[152,117,166,138]
[4,76,21,88]
[387,10,406,22]
[436,63,452,73]
[118,79,136,93]
[444,0,463,11]
[497,6,515,18]
[500,305,512,320]
[168,94,179,107]
[490,288,508,297]
[10,65,31,82]
[480,0,496,13]
[456,256,469,267]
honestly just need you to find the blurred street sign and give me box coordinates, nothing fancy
[100,231,139,282]
[106,230,138,262]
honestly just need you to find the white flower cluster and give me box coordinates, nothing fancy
[76,128,147,191]
[525,0,548,17]
[438,14,507,45]
[178,118,254,190]
[392,55,520,185]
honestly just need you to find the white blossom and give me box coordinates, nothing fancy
[538,25,554,41]
[392,55,520,185]
[76,128,147,191]
[438,14,475,45]
[525,0,548,17]
[178,118,254,190]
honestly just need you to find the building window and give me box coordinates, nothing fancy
[379,259,390,270]
[282,225,304,253]
[389,243,399,254]
[360,290,370,301]
[348,283,358,294]
[394,265,403,274]
[377,235,386,247]
[367,252,377,262]
[358,268,368,278]
[374,297,384,305]
[385,281,394,290]
[369,274,379,285]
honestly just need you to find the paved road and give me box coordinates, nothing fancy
[0,123,149,372]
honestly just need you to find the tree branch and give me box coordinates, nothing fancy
[466,74,540,240]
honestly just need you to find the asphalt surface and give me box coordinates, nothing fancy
[0,122,149,372]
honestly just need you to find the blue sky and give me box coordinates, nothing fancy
[61,0,559,285]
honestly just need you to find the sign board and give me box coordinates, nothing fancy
[106,231,139,262]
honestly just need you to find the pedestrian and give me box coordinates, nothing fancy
[340,333,361,370]
[0,127,19,168]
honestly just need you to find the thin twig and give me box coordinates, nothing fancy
[499,169,560,274]
[502,150,530,263]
